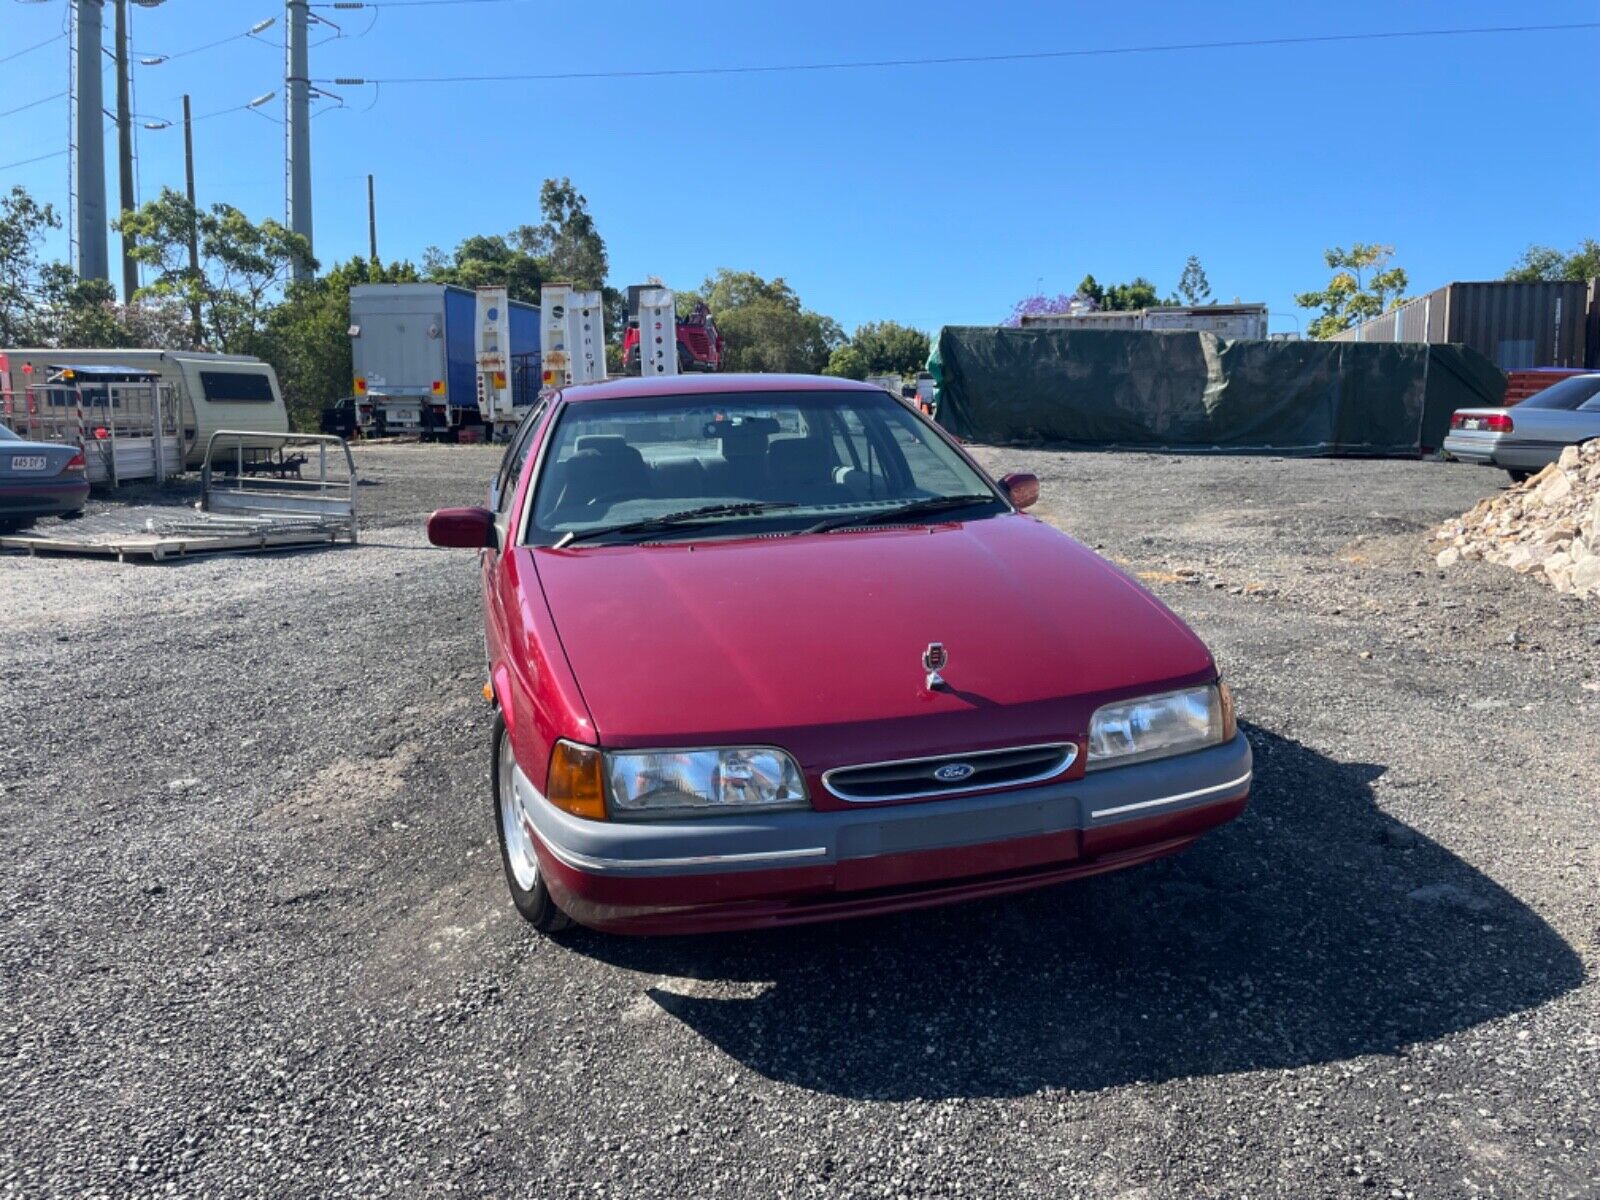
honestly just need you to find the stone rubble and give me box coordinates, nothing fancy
[1434,440,1600,601]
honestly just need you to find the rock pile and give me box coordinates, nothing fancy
[1434,440,1600,600]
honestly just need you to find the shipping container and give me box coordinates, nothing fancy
[1020,303,1269,340]
[1330,279,1599,370]
[349,283,539,437]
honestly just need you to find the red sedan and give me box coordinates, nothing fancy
[428,374,1251,935]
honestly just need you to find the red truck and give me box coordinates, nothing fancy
[621,286,724,374]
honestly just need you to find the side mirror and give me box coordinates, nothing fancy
[998,472,1039,511]
[427,506,497,549]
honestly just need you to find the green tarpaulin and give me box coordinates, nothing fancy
[929,327,1505,456]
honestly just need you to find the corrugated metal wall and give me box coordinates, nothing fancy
[1330,279,1598,369]
[1444,281,1591,369]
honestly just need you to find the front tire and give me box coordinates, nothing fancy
[1507,469,1531,484]
[492,713,573,933]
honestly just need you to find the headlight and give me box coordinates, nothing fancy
[1087,683,1233,770]
[605,748,808,817]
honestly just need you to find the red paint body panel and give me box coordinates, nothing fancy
[529,516,1213,806]
[539,794,1248,935]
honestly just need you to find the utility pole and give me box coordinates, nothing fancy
[73,0,110,283]
[183,94,201,348]
[114,0,138,301]
[367,174,377,263]
[285,0,314,281]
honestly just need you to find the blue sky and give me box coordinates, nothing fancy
[3,0,1597,335]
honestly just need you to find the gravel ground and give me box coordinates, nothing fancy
[2,442,1596,1199]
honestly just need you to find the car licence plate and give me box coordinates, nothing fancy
[10,455,48,471]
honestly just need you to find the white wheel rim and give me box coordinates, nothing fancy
[499,732,540,891]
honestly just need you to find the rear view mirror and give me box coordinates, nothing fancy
[999,472,1039,511]
[427,506,497,549]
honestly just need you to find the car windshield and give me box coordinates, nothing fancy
[1517,375,1600,410]
[526,389,1001,544]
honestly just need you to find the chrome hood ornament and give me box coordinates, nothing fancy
[923,642,948,691]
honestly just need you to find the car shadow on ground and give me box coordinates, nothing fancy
[568,724,1584,1099]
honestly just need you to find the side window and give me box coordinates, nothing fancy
[198,371,275,403]
[1575,380,1600,411]
[494,402,546,515]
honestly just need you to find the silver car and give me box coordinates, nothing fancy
[0,422,90,531]
[1443,373,1600,482]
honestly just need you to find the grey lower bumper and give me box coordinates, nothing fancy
[1441,433,1499,465]
[516,732,1252,878]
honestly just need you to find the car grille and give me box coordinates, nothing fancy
[822,743,1078,803]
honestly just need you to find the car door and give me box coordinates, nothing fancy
[483,401,550,686]
[1527,377,1600,450]
[1572,389,1600,448]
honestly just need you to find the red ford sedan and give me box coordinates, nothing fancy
[428,374,1251,935]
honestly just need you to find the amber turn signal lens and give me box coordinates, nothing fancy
[1218,681,1237,741]
[547,740,607,821]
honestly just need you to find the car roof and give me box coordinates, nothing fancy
[556,372,886,404]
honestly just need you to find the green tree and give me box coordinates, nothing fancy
[849,320,930,376]
[824,344,868,380]
[37,268,186,349]
[1077,273,1160,312]
[1175,255,1212,306]
[1504,238,1600,282]
[512,177,609,291]
[1294,243,1409,340]
[117,187,311,352]
[424,234,544,304]
[1,185,190,348]
[261,255,420,428]
[696,269,842,373]
[0,185,62,344]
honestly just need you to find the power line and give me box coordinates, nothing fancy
[313,0,531,7]
[0,147,70,172]
[135,21,278,65]
[0,30,66,66]
[0,91,67,120]
[319,20,1600,85]
[0,99,269,174]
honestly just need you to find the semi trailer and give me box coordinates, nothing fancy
[621,284,723,374]
[348,283,540,438]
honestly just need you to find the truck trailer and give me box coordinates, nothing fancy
[349,283,539,438]
[1020,303,1269,340]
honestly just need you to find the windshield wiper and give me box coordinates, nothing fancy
[553,501,799,548]
[802,494,997,535]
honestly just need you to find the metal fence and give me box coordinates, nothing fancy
[4,378,183,486]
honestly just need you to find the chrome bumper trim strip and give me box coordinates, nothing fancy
[1088,770,1253,820]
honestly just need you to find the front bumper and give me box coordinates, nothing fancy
[515,733,1252,933]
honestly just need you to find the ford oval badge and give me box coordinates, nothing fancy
[933,762,976,783]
